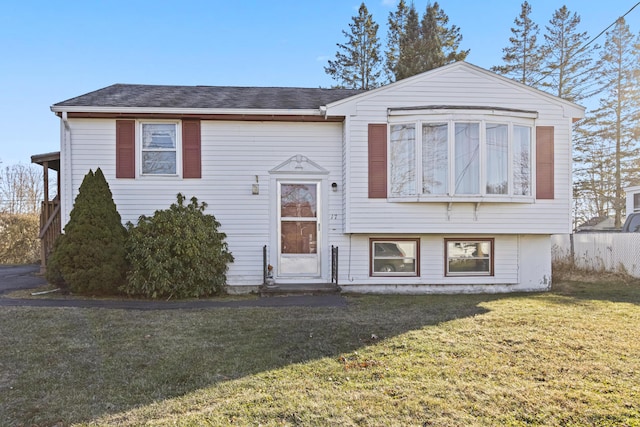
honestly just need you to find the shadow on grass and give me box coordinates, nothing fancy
[0,292,507,426]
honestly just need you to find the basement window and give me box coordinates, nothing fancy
[445,238,494,276]
[370,238,419,277]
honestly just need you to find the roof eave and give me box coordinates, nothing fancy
[50,105,323,116]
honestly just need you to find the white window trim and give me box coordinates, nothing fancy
[137,120,182,178]
[388,112,535,203]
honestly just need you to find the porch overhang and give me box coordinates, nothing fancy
[31,151,60,172]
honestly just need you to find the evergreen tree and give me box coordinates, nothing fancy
[573,116,616,223]
[421,2,468,71]
[396,3,423,80]
[541,6,596,102]
[325,2,382,89]
[46,168,127,294]
[394,2,468,80]
[591,17,640,227]
[385,0,409,83]
[492,1,543,87]
[420,2,445,71]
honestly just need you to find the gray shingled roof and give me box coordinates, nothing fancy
[53,84,363,110]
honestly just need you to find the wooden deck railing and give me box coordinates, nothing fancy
[38,200,61,273]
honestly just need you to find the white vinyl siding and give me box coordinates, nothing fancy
[330,63,577,235]
[329,234,551,293]
[62,119,344,288]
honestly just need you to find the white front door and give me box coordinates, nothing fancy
[278,182,320,277]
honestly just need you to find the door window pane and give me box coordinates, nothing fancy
[281,221,317,254]
[280,184,317,218]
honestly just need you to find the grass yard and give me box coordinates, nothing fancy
[1,277,640,426]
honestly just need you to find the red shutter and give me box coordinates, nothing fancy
[182,119,201,179]
[368,124,388,198]
[116,120,135,178]
[536,126,554,199]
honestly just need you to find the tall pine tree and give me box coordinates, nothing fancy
[591,17,640,227]
[393,1,468,80]
[385,0,409,83]
[541,6,596,102]
[325,2,382,89]
[395,3,424,80]
[492,1,543,87]
[422,2,468,71]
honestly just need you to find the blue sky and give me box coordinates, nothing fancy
[1,0,639,166]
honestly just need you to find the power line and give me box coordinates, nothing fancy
[575,1,640,55]
[531,2,640,87]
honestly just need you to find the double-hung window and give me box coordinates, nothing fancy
[141,122,179,175]
[389,109,535,200]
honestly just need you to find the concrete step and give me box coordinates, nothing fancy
[259,283,340,297]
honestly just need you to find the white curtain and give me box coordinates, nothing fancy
[454,123,480,194]
[486,123,508,194]
[422,123,448,194]
[513,125,531,196]
[390,124,416,196]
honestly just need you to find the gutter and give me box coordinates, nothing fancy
[50,106,323,117]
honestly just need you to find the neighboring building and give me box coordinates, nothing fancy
[575,216,616,232]
[40,62,584,294]
[625,185,640,215]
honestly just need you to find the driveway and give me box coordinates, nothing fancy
[0,264,46,295]
[0,264,347,309]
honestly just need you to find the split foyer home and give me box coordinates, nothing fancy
[35,62,585,294]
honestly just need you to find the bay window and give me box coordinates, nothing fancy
[389,111,534,200]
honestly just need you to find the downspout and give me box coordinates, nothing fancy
[61,112,72,230]
[319,105,327,120]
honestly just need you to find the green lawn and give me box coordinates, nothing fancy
[1,277,640,426]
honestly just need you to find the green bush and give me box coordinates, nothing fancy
[124,193,233,299]
[0,213,40,264]
[46,168,128,294]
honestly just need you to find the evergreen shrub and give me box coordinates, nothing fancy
[45,168,128,294]
[124,193,233,299]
